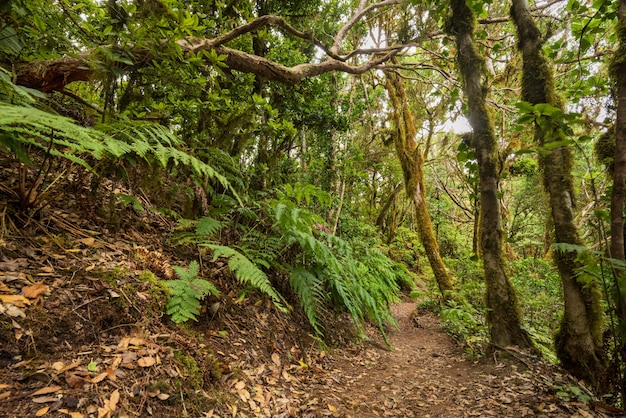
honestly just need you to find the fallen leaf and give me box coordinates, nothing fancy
[0,259,25,272]
[58,360,82,373]
[0,384,10,390]
[91,372,108,383]
[328,404,337,412]
[69,412,84,418]
[137,356,155,367]
[271,352,281,367]
[109,389,120,412]
[51,361,65,371]
[0,281,11,293]
[78,237,96,247]
[234,381,245,390]
[0,391,10,401]
[31,386,62,396]
[65,373,86,388]
[0,294,30,307]
[32,396,59,403]
[35,406,49,416]
[22,282,49,299]
[157,393,170,400]
[1,303,26,318]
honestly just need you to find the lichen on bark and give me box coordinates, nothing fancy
[447,0,531,349]
[511,0,604,384]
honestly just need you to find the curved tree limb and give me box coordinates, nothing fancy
[11,2,406,92]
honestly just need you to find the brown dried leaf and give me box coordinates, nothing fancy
[65,373,85,388]
[0,391,10,401]
[0,294,30,307]
[22,282,49,299]
[58,360,82,374]
[137,356,155,367]
[1,303,26,318]
[0,259,26,272]
[271,352,281,367]
[78,237,96,247]
[109,389,120,412]
[91,372,108,383]
[32,396,59,403]
[35,406,49,416]
[0,281,11,293]
[31,386,62,396]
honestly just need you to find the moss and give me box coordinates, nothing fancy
[594,128,616,174]
[138,270,170,300]
[173,350,203,389]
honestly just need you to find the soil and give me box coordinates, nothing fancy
[0,211,624,418]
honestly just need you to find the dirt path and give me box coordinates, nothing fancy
[283,302,606,418]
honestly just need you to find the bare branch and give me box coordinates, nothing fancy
[332,0,401,55]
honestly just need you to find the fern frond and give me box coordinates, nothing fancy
[96,121,239,201]
[196,216,223,237]
[204,244,289,313]
[289,267,326,334]
[166,261,219,323]
[0,103,114,168]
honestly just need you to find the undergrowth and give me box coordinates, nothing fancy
[171,183,411,344]
[418,257,563,360]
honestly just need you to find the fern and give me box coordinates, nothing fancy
[0,103,115,169]
[279,182,332,208]
[288,267,327,334]
[171,216,223,245]
[269,198,399,341]
[165,261,219,323]
[204,244,289,313]
[96,121,237,198]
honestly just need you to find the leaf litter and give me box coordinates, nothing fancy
[0,205,623,417]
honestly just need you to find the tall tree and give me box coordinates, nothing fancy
[447,0,531,348]
[511,0,604,382]
[611,0,626,340]
[385,69,454,296]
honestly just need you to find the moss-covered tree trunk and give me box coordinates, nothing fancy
[448,0,531,348]
[611,0,626,345]
[385,72,454,297]
[511,0,603,382]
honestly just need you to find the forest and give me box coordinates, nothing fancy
[1,0,626,416]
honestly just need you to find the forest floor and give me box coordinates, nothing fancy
[0,207,625,418]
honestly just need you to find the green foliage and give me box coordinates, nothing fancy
[165,261,219,323]
[510,258,563,362]
[203,244,289,313]
[440,295,488,358]
[269,194,400,342]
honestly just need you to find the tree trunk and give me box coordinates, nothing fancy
[611,0,626,345]
[385,72,454,297]
[448,0,531,348]
[511,0,603,383]
[610,1,626,402]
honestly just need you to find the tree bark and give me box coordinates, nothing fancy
[385,71,454,297]
[9,13,401,93]
[611,0,626,344]
[511,0,603,383]
[448,0,531,348]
